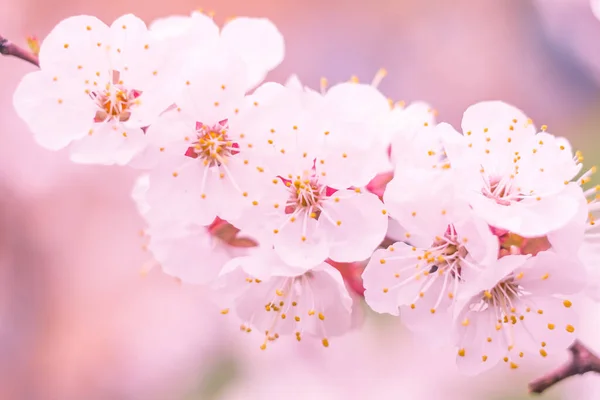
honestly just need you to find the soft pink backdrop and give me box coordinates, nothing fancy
[1,0,599,399]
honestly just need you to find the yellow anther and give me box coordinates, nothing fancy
[566,324,575,333]
[458,348,465,357]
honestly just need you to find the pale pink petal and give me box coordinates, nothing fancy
[149,225,235,284]
[234,248,307,280]
[362,244,424,315]
[454,307,506,375]
[322,191,388,263]
[322,83,390,124]
[400,276,454,337]
[383,167,462,242]
[69,123,146,165]
[515,251,587,296]
[145,156,215,226]
[150,11,219,51]
[592,0,600,21]
[455,215,500,266]
[516,296,578,354]
[547,192,588,255]
[220,17,285,89]
[458,255,530,301]
[515,132,583,195]
[38,15,111,78]
[274,216,329,269]
[176,48,248,122]
[13,72,96,150]
[129,107,196,169]
[468,183,583,237]
[109,15,171,90]
[131,174,151,217]
[461,101,536,140]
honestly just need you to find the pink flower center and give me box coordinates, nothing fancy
[284,174,327,219]
[89,71,141,123]
[186,120,237,167]
[482,175,517,206]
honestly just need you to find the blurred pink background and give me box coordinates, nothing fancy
[1,0,600,399]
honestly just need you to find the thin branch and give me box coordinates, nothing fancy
[0,34,39,67]
[529,340,600,394]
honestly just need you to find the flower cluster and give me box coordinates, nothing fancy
[12,12,600,375]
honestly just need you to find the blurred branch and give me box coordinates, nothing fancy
[0,34,39,67]
[529,340,600,395]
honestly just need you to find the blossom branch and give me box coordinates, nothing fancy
[0,34,39,66]
[529,340,600,395]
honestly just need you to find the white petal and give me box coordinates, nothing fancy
[13,72,96,150]
[39,15,111,79]
[220,17,284,89]
[469,183,584,237]
[149,225,235,284]
[461,101,535,139]
[517,251,587,296]
[69,123,146,165]
[274,215,329,269]
[129,107,195,169]
[177,47,248,122]
[323,191,388,263]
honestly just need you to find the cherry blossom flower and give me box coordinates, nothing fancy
[454,250,586,375]
[150,12,284,90]
[362,212,499,344]
[215,248,353,349]
[13,14,176,165]
[439,101,585,237]
[231,80,390,269]
[135,58,288,226]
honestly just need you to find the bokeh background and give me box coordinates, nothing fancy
[1,0,600,399]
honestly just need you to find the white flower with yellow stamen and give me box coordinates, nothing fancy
[13,14,177,165]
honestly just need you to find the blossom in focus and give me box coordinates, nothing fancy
[215,248,353,349]
[454,250,586,375]
[439,101,585,237]
[133,16,285,226]
[362,212,499,344]
[13,14,177,165]
[234,81,389,269]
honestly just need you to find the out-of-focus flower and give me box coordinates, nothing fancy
[592,0,600,21]
[454,250,585,375]
[214,248,353,349]
[132,175,256,284]
[439,101,585,237]
[13,14,176,165]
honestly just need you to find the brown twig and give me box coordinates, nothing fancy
[0,34,39,67]
[529,340,600,394]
